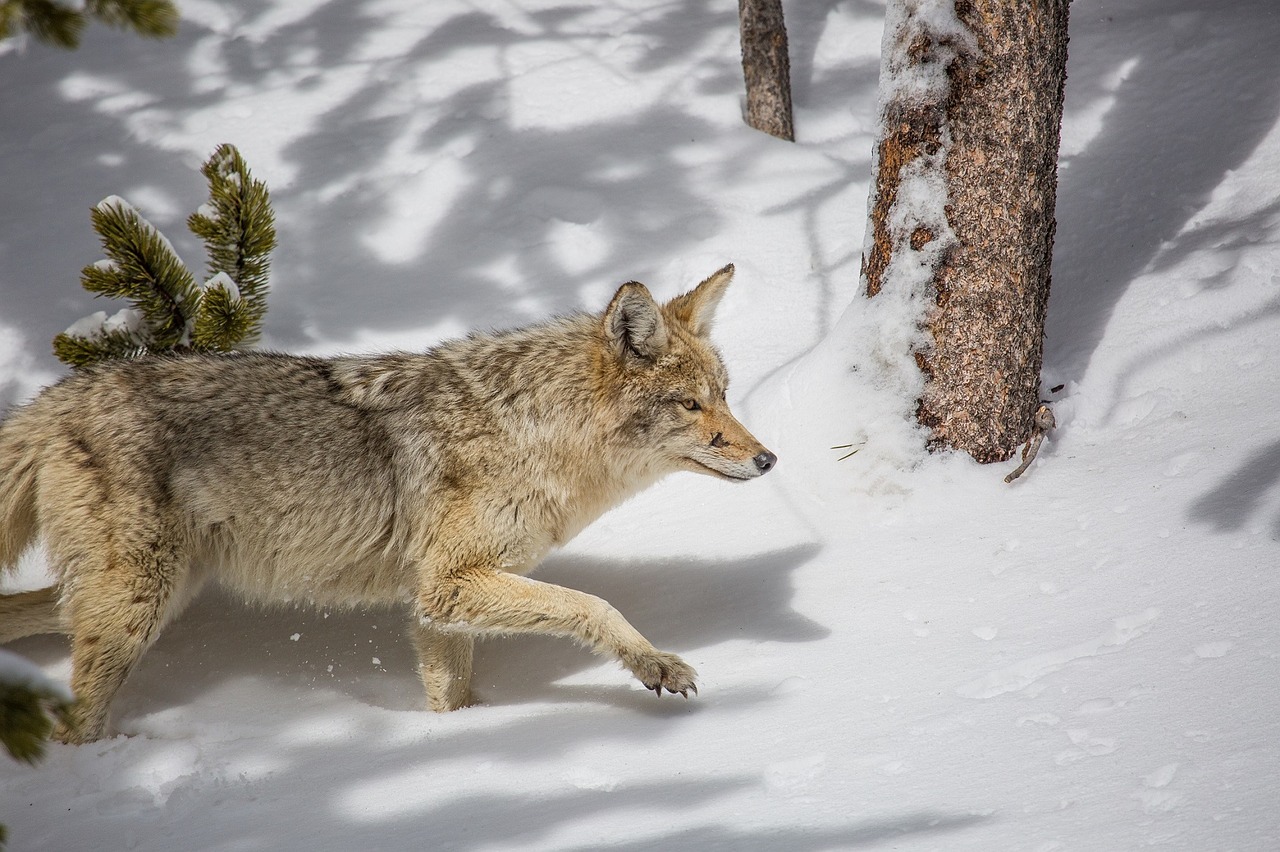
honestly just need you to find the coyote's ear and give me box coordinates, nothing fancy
[665,263,734,337]
[604,282,668,360]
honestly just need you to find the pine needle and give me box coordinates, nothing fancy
[831,442,863,462]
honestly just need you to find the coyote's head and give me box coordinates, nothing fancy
[601,264,777,481]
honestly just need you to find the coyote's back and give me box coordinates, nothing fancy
[0,264,776,743]
[2,354,409,600]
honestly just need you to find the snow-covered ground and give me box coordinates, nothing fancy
[2,0,1278,849]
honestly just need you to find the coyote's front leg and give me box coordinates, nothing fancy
[415,559,696,710]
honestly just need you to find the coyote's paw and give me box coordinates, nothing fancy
[428,688,477,713]
[627,650,698,698]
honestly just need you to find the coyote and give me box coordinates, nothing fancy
[0,265,775,743]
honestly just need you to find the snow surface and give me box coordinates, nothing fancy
[2,0,1279,850]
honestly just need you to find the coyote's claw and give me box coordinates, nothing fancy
[629,649,698,699]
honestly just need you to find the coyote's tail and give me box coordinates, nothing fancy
[0,407,42,573]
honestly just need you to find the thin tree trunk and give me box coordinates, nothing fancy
[738,0,794,141]
[862,0,1069,463]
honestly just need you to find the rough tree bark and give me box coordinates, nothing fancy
[861,0,1070,463]
[738,0,794,141]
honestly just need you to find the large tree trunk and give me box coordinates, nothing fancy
[738,0,794,141]
[861,0,1070,463]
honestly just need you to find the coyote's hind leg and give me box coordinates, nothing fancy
[56,538,195,744]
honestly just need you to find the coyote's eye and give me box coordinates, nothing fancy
[681,398,701,412]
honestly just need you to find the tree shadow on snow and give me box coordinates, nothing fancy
[556,812,992,852]
[1188,438,1280,540]
[1045,0,1280,388]
[8,591,991,852]
[3,545,860,851]
[0,0,778,413]
[9,717,990,851]
[0,22,221,409]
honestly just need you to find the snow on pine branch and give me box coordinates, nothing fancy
[204,271,241,303]
[62,308,144,341]
[95,195,187,276]
[54,145,276,367]
[84,195,200,348]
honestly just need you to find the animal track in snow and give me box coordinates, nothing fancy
[1054,728,1117,765]
[1133,763,1184,814]
[1191,640,1233,659]
[764,754,826,794]
[955,609,1160,699]
[902,609,930,637]
[1074,697,1116,715]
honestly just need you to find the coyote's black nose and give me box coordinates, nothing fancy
[753,450,777,474]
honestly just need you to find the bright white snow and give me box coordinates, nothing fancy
[61,310,111,339]
[204,270,242,303]
[1,0,1278,850]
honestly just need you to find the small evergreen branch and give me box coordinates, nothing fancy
[187,143,275,345]
[84,197,197,350]
[56,145,276,367]
[191,273,253,351]
[85,0,177,39]
[53,320,148,367]
[57,145,275,365]
[0,683,74,765]
[0,0,176,49]
[0,649,75,766]
[2,0,84,47]
[52,332,146,368]
[0,3,14,41]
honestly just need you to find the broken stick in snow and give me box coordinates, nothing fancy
[1004,403,1056,484]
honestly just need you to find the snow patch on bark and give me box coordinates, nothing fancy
[879,0,975,104]
[834,0,971,477]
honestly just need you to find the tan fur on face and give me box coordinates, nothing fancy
[0,265,774,742]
